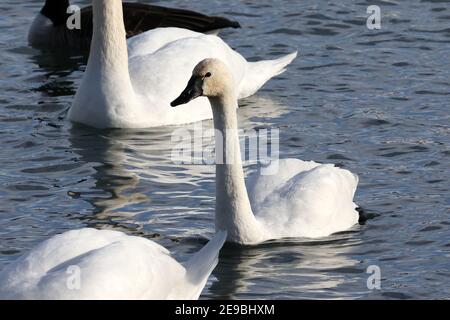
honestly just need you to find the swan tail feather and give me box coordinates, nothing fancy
[177,231,227,300]
[238,51,298,99]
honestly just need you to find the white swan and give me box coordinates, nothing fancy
[29,0,240,51]
[171,59,360,245]
[0,228,227,299]
[68,0,297,128]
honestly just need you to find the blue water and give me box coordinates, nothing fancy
[0,0,449,299]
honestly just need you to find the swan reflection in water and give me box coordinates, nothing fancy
[208,232,365,299]
[68,96,364,298]
[68,127,148,220]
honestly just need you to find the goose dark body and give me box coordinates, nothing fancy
[30,0,240,52]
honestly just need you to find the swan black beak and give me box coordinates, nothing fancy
[171,76,203,107]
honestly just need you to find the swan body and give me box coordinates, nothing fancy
[246,159,359,239]
[29,0,240,51]
[68,0,297,129]
[0,228,227,299]
[171,59,360,245]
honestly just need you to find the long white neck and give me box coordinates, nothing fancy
[89,0,129,82]
[72,0,139,127]
[211,94,263,244]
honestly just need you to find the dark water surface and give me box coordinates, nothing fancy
[0,0,449,299]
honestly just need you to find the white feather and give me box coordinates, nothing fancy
[0,229,227,300]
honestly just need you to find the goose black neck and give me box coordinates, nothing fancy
[41,0,70,26]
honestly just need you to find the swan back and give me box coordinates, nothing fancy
[248,159,359,239]
[0,229,176,299]
[0,229,226,300]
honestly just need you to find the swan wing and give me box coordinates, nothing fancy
[249,160,359,238]
[128,31,247,126]
[129,30,247,96]
[247,159,322,211]
[0,229,186,300]
[128,27,204,58]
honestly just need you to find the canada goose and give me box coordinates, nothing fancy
[29,0,241,52]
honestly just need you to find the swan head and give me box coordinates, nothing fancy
[171,58,233,107]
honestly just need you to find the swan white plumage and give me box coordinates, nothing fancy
[68,0,297,128]
[171,59,360,245]
[0,228,227,299]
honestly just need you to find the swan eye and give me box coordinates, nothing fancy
[205,72,212,78]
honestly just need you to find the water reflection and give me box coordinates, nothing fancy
[68,126,147,221]
[208,233,364,299]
